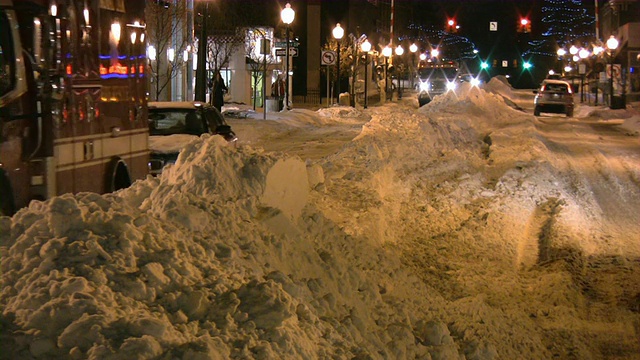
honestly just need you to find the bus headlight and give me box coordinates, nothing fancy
[419,81,430,92]
[446,81,457,91]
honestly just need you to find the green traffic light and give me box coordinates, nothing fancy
[481,62,489,69]
[523,62,532,70]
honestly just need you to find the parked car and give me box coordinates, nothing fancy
[533,79,574,117]
[148,101,237,175]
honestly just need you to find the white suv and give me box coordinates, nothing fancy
[533,79,574,117]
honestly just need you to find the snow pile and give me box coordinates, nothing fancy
[0,135,457,359]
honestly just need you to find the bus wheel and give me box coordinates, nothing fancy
[0,170,16,216]
[106,157,132,193]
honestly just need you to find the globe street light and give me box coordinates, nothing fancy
[606,35,619,108]
[281,3,295,110]
[361,39,371,109]
[332,23,344,105]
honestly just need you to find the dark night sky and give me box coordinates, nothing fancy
[395,0,542,53]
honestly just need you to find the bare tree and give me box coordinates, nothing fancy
[244,27,278,110]
[205,30,243,80]
[193,1,276,104]
[146,0,190,101]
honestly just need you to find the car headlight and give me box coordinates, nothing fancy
[470,78,480,87]
[446,81,457,91]
[419,81,430,92]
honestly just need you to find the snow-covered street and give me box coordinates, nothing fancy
[2,78,639,359]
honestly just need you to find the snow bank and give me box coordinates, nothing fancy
[0,134,451,359]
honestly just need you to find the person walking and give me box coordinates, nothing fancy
[211,71,227,112]
[271,74,285,111]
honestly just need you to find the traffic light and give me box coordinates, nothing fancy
[519,18,531,33]
[523,61,532,70]
[480,61,489,70]
[446,18,458,33]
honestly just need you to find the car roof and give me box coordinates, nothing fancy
[148,101,210,110]
[541,79,571,86]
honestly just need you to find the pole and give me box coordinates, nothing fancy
[384,57,388,101]
[194,3,207,102]
[350,45,356,107]
[593,68,600,106]
[390,0,394,66]
[326,66,331,107]
[263,36,267,120]
[595,0,600,41]
[336,44,340,105]
[364,52,368,109]
[609,55,613,107]
[285,25,290,110]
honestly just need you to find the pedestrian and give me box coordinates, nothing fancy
[212,71,227,112]
[271,74,285,111]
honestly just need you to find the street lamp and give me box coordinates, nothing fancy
[332,23,344,105]
[361,39,371,109]
[569,45,578,56]
[395,45,404,99]
[409,43,417,89]
[281,3,295,110]
[578,48,590,102]
[606,35,619,108]
[431,48,439,60]
[147,45,157,61]
[382,45,392,100]
[557,48,567,75]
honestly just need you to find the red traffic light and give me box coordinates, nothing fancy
[446,18,458,33]
[518,18,531,33]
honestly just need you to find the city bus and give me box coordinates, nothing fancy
[0,0,148,215]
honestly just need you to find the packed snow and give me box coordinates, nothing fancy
[2,78,639,359]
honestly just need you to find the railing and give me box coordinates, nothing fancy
[293,89,321,105]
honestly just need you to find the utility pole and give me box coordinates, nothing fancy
[194,3,207,102]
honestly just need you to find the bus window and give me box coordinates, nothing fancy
[0,10,16,97]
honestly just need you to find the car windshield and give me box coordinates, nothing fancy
[149,109,207,136]
[418,67,458,81]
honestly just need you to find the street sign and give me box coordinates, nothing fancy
[275,48,298,57]
[274,41,299,48]
[321,50,337,65]
[489,22,498,31]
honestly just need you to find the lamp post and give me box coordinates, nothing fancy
[382,45,392,100]
[557,48,566,76]
[281,3,295,110]
[431,48,439,62]
[332,23,344,105]
[395,45,404,99]
[592,44,604,105]
[194,3,209,102]
[606,35,619,109]
[578,48,590,103]
[361,39,371,109]
[409,43,417,89]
